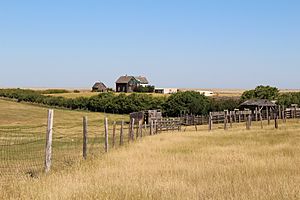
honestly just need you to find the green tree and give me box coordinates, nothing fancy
[241,85,279,101]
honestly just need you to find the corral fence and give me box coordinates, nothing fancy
[1,106,299,179]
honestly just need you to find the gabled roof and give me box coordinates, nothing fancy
[92,82,107,89]
[116,75,149,84]
[115,76,136,84]
[240,99,276,107]
[134,76,149,84]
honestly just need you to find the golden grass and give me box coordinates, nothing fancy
[0,102,299,200]
[0,99,127,128]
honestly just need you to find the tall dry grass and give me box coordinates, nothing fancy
[1,120,299,200]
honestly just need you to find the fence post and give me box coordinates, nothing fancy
[120,121,124,146]
[45,109,54,173]
[112,121,116,148]
[255,107,258,121]
[275,113,279,129]
[224,111,228,130]
[209,113,213,131]
[104,117,109,153]
[260,112,263,129]
[150,120,153,135]
[83,116,88,160]
[131,118,135,141]
[140,121,143,138]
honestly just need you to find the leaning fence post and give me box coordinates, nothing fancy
[45,109,54,173]
[83,116,88,160]
[104,117,109,153]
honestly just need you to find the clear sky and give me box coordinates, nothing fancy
[0,0,299,89]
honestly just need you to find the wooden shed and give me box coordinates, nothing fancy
[240,99,277,111]
[92,82,107,92]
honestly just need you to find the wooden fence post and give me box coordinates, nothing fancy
[144,121,147,135]
[150,120,153,135]
[112,121,116,148]
[224,111,228,130]
[139,120,143,138]
[83,116,88,160]
[45,109,54,173]
[260,112,263,129]
[104,117,109,153]
[209,113,213,131]
[120,121,124,146]
[267,108,270,125]
[275,113,279,129]
[131,118,135,141]
[255,107,258,121]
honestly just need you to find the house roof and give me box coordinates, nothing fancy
[115,76,136,84]
[92,82,107,89]
[116,75,149,84]
[240,99,276,107]
[134,76,149,84]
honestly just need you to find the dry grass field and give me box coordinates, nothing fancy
[0,99,299,199]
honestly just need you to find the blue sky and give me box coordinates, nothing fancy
[0,0,299,89]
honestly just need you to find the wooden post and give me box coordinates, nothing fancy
[248,115,252,129]
[112,121,116,148]
[255,107,258,121]
[267,108,270,125]
[150,120,153,135]
[275,113,278,129]
[278,105,282,119]
[144,121,147,135]
[260,112,263,129]
[131,118,135,141]
[209,113,213,131]
[120,121,124,146]
[104,118,109,153]
[45,109,54,173]
[229,112,233,128]
[224,112,228,130]
[282,105,286,123]
[138,120,142,138]
[83,116,88,160]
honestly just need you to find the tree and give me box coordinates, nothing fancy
[241,85,279,101]
[163,91,210,116]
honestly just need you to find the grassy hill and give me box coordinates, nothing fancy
[0,99,299,199]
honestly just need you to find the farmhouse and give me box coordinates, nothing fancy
[92,82,107,92]
[154,88,178,94]
[115,75,149,93]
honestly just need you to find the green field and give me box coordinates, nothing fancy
[0,99,299,199]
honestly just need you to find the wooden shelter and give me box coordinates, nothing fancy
[240,99,277,111]
[92,82,107,92]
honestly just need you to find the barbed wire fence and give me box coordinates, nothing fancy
[1,107,297,181]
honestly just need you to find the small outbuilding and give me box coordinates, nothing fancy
[92,82,107,92]
[240,99,277,111]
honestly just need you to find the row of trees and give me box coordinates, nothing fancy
[0,89,239,116]
[1,86,298,116]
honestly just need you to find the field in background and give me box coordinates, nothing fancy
[0,99,299,199]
